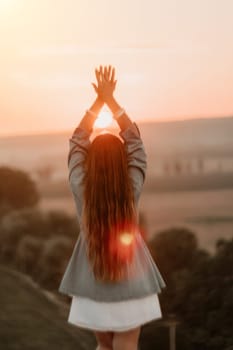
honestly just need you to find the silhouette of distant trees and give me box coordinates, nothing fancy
[0,166,39,216]
[148,227,209,319]
[145,228,233,350]
[36,164,55,181]
[149,227,200,279]
[174,160,183,175]
[173,237,233,350]
[197,157,204,173]
[37,236,74,290]
[162,157,207,176]
[0,207,79,291]
[0,166,78,292]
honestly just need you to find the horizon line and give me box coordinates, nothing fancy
[1,114,233,139]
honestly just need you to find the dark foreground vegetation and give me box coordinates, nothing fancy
[0,166,232,349]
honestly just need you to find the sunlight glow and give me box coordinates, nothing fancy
[120,232,134,246]
[0,0,14,8]
[94,110,113,129]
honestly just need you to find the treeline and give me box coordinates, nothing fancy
[146,229,233,350]
[0,166,78,297]
[0,166,232,350]
[0,207,78,293]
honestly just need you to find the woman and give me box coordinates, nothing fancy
[59,65,166,350]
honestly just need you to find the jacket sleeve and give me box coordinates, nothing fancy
[67,126,91,203]
[119,122,147,203]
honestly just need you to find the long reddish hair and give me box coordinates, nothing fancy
[83,133,137,282]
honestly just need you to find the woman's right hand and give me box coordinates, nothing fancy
[92,65,117,103]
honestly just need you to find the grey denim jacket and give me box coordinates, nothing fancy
[58,122,166,301]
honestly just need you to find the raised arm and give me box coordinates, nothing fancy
[68,97,103,183]
[68,68,104,205]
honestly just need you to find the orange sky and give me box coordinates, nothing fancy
[1,0,233,136]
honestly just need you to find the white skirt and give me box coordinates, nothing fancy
[68,293,162,332]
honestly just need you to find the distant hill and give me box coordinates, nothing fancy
[139,116,233,157]
[1,116,233,178]
[0,264,96,350]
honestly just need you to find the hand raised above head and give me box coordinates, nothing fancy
[92,65,117,103]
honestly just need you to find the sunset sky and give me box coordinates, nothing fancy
[1,0,233,136]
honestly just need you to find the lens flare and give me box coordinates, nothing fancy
[119,232,134,246]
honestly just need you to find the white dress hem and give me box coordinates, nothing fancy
[68,293,162,332]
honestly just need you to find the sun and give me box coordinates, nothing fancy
[94,110,113,129]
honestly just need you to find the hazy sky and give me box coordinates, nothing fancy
[1,0,233,136]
